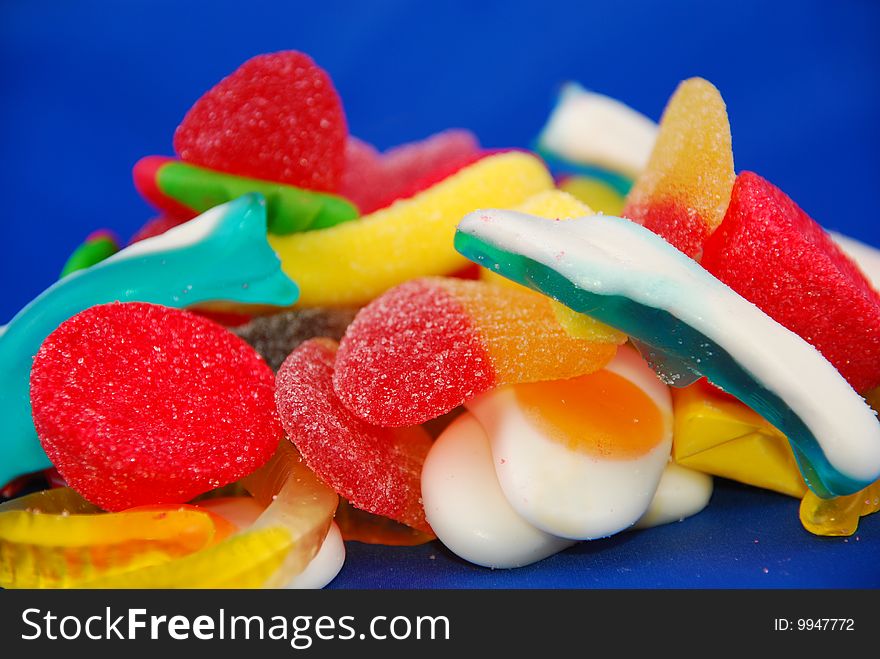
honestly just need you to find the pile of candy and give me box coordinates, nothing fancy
[2,51,879,588]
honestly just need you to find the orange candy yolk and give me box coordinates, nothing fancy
[514,370,665,460]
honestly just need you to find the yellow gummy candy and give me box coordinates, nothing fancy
[799,388,880,536]
[436,277,620,385]
[270,151,554,307]
[671,383,807,498]
[79,527,292,589]
[558,176,626,216]
[480,189,627,345]
[623,78,735,254]
[0,494,225,589]
[800,481,880,537]
[78,442,338,589]
[514,188,594,219]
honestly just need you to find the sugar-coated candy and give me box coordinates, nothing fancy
[60,230,119,277]
[0,195,297,487]
[334,277,619,427]
[702,172,880,393]
[80,441,338,588]
[455,209,880,497]
[31,302,282,511]
[174,51,347,193]
[275,339,433,532]
[465,345,672,539]
[830,231,880,291]
[0,494,234,589]
[672,380,806,498]
[623,78,734,258]
[633,462,713,529]
[535,82,658,191]
[234,307,358,371]
[341,130,481,214]
[478,189,626,345]
[133,156,358,235]
[268,151,554,306]
[421,412,574,568]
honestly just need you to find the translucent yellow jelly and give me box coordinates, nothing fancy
[800,481,880,537]
[270,151,553,307]
[671,383,807,498]
[799,387,880,536]
[80,442,338,588]
[0,492,230,589]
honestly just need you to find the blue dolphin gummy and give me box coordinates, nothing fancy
[0,193,298,486]
[455,209,880,499]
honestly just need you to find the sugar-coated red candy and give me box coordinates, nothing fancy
[30,302,281,511]
[702,172,880,392]
[332,279,494,427]
[275,338,433,533]
[340,130,481,214]
[174,51,347,192]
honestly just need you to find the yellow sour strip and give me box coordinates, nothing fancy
[270,151,554,307]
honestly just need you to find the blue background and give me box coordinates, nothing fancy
[1,0,879,587]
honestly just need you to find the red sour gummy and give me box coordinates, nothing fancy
[702,172,880,392]
[174,51,347,192]
[333,279,494,427]
[275,339,433,533]
[30,302,281,511]
[340,130,481,214]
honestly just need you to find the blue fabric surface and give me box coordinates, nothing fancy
[330,480,880,589]
[1,0,878,588]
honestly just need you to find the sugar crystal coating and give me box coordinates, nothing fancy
[268,150,553,306]
[623,78,735,259]
[702,171,880,393]
[333,277,618,427]
[234,307,359,371]
[334,279,494,427]
[340,130,481,214]
[30,302,281,511]
[275,339,433,532]
[174,51,347,192]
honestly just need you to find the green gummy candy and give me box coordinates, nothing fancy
[157,160,359,234]
[60,234,120,278]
